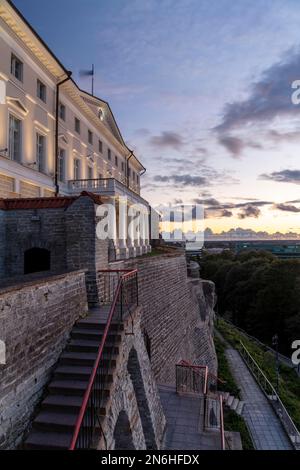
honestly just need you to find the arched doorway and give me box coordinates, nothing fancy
[113,410,135,450]
[127,348,157,449]
[24,247,51,274]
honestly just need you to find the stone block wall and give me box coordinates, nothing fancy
[0,271,88,449]
[3,208,67,278]
[101,306,166,450]
[109,253,218,384]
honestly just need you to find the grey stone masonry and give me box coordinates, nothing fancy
[100,306,166,450]
[0,271,88,449]
[109,253,218,385]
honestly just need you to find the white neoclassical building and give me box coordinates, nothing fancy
[0,0,152,258]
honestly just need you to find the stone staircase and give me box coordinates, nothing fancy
[222,391,245,415]
[25,308,122,450]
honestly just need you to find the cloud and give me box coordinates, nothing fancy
[218,135,263,158]
[221,209,233,218]
[134,128,151,137]
[215,46,300,133]
[238,205,261,219]
[149,131,184,150]
[218,136,244,158]
[273,203,300,213]
[202,198,271,219]
[260,169,300,185]
[154,174,207,186]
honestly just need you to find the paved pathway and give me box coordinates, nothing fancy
[158,385,221,450]
[226,348,292,450]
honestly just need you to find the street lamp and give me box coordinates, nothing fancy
[272,334,280,394]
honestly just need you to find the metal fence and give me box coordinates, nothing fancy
[239,341,300,450]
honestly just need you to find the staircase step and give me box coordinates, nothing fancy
[66,339,119,354]
[41,394,108,415]
[226,395,234,407]
[42,394,84,411]
[231,398,239,411]
[34,410,78,431]
[59,351,117,367]
[71,328,121,342]
[25,429,72,450]
[48,379,110,397]
[54,364,114,382]
[236,401,245,415]
[76,318,123,331]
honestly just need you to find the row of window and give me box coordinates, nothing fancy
[10,54,138,181]
[7,114,140,184]
[11,54,47,103]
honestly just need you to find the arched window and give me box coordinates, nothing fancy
[24,247,51,274]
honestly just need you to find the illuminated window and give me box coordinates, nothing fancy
[75,117,80,134]
[9,115,22,162]
[37,79,46,102]
[87,165,93,179]
[73,158,80,179]
[59,102,66,121]
[11,54,23,82]
[36,133,46,172]
[58,148,65,182]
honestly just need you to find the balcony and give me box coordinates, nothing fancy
[67,178,149,206]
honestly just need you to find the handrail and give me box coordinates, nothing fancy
[176,360,227,450]
[177,359,208,394]
[216,315,295,368]
[69,269,138,450]
[219,394,226,450]
[239,340,300,450]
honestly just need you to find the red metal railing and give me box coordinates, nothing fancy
[219,394,226,450]
[176,359,208,395]
[176,360,227,450]
[69,269,138,450]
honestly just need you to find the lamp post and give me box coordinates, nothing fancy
[272,334,280,393]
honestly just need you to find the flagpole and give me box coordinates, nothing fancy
[92,64,94,96]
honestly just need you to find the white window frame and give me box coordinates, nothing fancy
[73,158,81,180]
[36,131,46,173]
[8,113,22,163]
[37,79,47,103]
[58,147,66,182]
[11,53,23,82]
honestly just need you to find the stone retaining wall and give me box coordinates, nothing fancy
[0,270,88,449]
[109,253,218,385]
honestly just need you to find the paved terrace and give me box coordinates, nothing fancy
[158,385,221,450]
[226,348,292,450]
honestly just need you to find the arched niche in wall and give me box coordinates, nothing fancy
[113,410,135,450]
[127,347,157,449]
[24,247,51,274]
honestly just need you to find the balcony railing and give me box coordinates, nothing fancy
[67,177,143,200]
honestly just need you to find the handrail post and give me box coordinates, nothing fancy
[219,394,225,450]
[135,272,138,307]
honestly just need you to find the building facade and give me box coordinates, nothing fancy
[0,0,151,258]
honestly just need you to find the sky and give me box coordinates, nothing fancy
[13,0,300,235]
